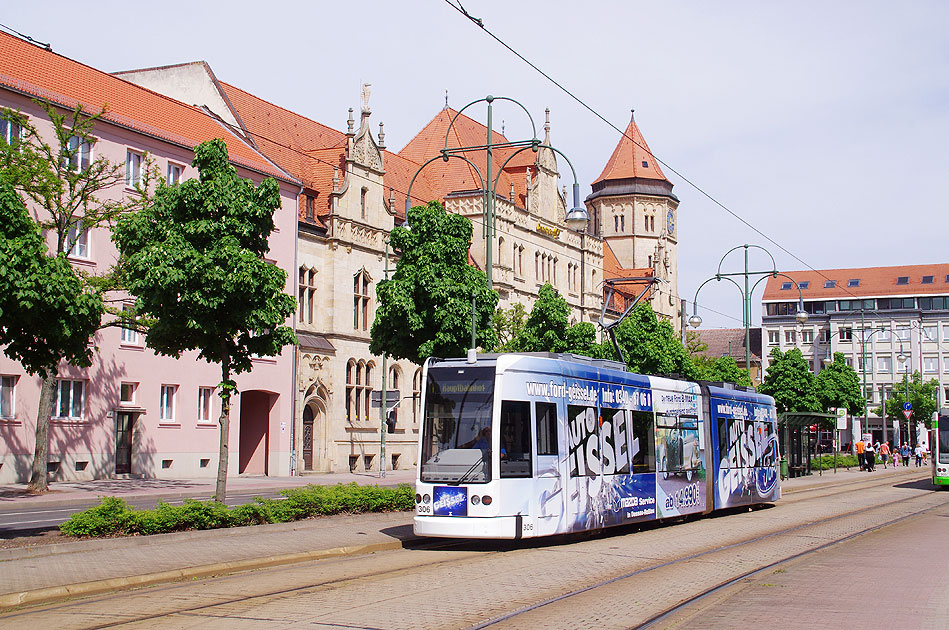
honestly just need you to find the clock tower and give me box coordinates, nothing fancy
[585,111,680,329]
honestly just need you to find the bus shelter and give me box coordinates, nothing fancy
[778,412,836,479]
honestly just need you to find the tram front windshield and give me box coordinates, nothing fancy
[939,424,949,464]
[421,366,495,483]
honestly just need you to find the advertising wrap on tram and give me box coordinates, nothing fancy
[709,386,781,509]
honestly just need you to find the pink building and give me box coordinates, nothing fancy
[0,32,300,482]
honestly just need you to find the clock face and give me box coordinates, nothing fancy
[666,210,675,235]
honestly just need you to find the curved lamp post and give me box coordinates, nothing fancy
[820,322,889,449]
[897,337,910,446]
[404,95,589,291]
[688,244,807,379]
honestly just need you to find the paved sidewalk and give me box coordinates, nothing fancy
[0,464,927,610]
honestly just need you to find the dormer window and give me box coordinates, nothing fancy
[781,282,793,290]
[848,279,860,287]
[824,280,836,288]
[922,275,934,284]
[799,281,810,290]
[897,276,909,285]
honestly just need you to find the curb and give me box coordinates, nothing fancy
[0,539,408,611]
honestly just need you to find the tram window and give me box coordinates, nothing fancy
[568,405,599,477]
[500,400,532,478]
[535,402,558,456]
[630,410,656,473]
[600,409,630,475]
[720,418,751,468]
[657,414,701,474]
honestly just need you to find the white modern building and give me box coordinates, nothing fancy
[761,264,949,443]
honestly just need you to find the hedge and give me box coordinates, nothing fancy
[59,482,415,538]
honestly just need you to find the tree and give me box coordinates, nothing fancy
[0,182,104,489]
[0,102,128,492]
[370,201,498,363]
[606,303,698,377]
[685,330,707,357]
[505,283,601,357]
[883,371,939,434]
[758,347,820,415]
[699,356,753,387]
[493,302,527,352]
[814,352,863,415]
[113,139,296,502]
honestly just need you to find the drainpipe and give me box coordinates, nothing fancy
[290,183,303,476]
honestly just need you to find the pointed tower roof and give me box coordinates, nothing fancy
[587,111,677,203]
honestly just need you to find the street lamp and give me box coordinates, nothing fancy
[689,244,807,378]
[404,96,588,292]
[897,342,910,446]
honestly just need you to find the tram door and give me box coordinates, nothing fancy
[565,403,603,532]
[531,401,567,536]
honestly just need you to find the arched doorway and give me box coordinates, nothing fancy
[302,405,314,471]
[301,397,326,472]
[239,390,276,474]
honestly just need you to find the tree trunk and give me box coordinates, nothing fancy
[28,375,57,493]
[215,349,231,503]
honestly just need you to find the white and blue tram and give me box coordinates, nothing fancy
[414,353,781,539]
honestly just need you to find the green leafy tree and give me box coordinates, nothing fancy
[113,139,297,502]
[503,284,600,357]
[758,347,820,414]
[370,201,498,363]
[606,303,698,377]
[0,182,104,488]
[814,352,863,415]
[685,330,707,357]
[699,355,753,387]
[883,371,939,433]
[493,302,527,351]
[0,102,132,492]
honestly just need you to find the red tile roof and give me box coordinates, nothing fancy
[593,113,669,185]
[218,81,347,191]
[0,32,293,182]
[397,108,529,206]
[602,241,654,311]
[695,328,762,362]
[762,264,949,301]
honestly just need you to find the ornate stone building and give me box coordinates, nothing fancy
[117,65,680,475]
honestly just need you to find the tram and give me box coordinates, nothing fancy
[932,409,949,488]
[413,353,780,539]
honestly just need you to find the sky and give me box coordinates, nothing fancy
[5,1,948,328]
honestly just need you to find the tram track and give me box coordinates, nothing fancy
[467,484,947,629]
[2,471,938,629]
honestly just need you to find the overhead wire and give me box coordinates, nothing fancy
[441,0,949,362]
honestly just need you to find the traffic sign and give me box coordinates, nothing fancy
[903,402,912,411]
[903,409,913,421]
[370,390,401,410]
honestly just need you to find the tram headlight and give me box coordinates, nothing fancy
[481,495,493,505]
[471,495,481,505]
[423,494,431,504]
[415,494,422,504]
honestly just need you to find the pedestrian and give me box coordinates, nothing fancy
[914,444,922,467]
[855,438,866,471]
[900,443,911,467]
[880,441,890,469]
[865,441,876,472]
[922,445,929,465]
